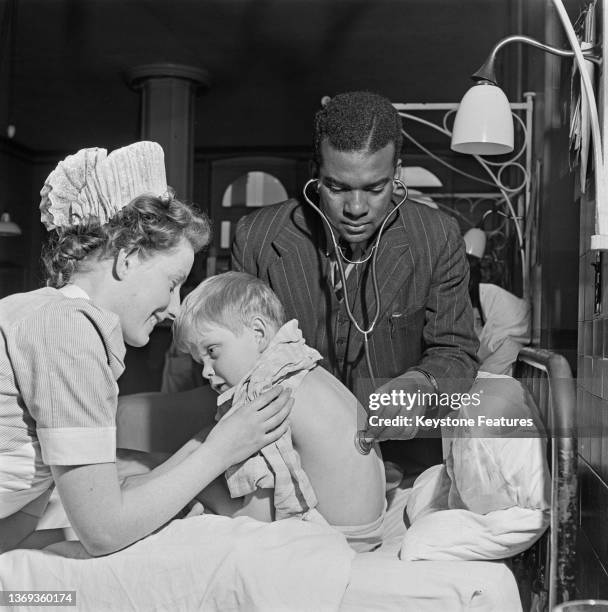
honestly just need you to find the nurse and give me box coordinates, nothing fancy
[0,141,292,555]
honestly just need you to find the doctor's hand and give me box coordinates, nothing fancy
[206,386,293,469]
[356,370,436,448]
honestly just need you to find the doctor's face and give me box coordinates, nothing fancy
[317,140,399,247]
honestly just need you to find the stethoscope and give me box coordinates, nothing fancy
[302,177,409,454]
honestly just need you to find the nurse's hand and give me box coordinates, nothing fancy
[357,371,436,447]
[207,386,293,468]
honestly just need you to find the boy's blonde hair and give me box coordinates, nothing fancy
[174,271,286,357]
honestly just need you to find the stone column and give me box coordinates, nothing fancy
[127,63,209,201]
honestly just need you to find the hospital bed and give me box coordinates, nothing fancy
[511,347,578,611]
[0,347,577,611]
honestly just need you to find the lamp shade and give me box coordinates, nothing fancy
[463,228,486,259]
[0,212,22,236]
[451,83,514,155]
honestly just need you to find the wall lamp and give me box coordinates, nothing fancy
[0,212,21,236]
[450,0,608,250]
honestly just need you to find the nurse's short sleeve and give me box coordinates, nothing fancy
[9,302,124,466]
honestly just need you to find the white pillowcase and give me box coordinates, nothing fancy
[400,372,550,561]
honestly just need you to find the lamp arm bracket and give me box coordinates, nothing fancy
[473,34,602,84]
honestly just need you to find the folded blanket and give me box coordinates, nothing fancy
[216,320,322,520]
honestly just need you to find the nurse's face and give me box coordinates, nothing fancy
[317,139,398,247]
[116,239,194,347]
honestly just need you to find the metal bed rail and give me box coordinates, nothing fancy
[513,347,578,610]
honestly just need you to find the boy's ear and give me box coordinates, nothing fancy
[250,316,272,350]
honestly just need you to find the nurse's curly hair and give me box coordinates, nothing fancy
[42,193,211,288]
[312,91,403,167]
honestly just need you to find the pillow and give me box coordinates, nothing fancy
[476,284,530,376]
[400,507,549,561]
[444,372,550,515]
[400,371,550,561]
[405,464,450,525]
[477,284,530,362]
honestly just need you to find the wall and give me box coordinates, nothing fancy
[578,181,608,595]
[0,139,61,297]
[521,0,580,370]
[519,0,607,596]
[578,0,608,596]
[0,141,30,296]
[575,0,608,594]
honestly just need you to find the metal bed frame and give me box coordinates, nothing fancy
[513,347,578,611]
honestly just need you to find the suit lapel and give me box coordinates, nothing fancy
[263,204,412,352]
[351,216,411,324]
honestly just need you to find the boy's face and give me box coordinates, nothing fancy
[193,324,262,393]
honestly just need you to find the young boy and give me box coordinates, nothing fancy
[173,272,386,552]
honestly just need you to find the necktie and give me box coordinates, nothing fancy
[331,257,354,302]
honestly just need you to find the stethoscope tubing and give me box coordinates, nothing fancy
[302,177,408,454]
[302,177,408,350]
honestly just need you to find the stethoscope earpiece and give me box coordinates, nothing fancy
[393,178,408,201]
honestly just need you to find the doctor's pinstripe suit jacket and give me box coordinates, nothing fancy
[231,198,479,408]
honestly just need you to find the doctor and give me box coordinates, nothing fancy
[231,91,479,472]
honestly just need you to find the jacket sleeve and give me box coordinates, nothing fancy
[413,215,479,395]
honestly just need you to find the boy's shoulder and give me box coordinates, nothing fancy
[296,365,358,407]
[289,366,361,441]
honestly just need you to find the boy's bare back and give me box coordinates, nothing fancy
[290,366,385,526]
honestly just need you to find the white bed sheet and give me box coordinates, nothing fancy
[339,484,522,611]
[0,476,522,611]
[0,514,354,612]
[342,555,521,611]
